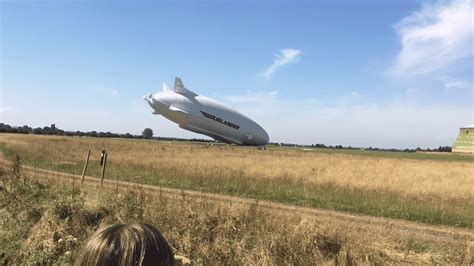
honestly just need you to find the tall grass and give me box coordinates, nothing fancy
[0,134,473,228]
[1,161,471,264]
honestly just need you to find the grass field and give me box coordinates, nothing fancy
[269,145,474,162]
[0,133,473,228]
[1,162,472,264]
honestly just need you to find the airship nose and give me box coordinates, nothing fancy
[261,128,270,144]
[143,93,153,101]
[145,93,169,110]
[254,126,269,145]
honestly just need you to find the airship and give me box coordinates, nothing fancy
[144,77,269,146]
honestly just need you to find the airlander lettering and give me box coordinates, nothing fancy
[200,111,240,130]
[144,77,269,146]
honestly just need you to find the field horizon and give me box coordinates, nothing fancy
[0,133,472,229]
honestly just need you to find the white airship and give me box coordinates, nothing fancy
[144,77,269,146]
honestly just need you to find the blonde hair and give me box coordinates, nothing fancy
[75,223,174,266]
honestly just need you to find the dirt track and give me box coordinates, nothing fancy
[1,157,473,247]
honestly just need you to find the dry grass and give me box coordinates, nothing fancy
[0,135,474,199]
[1,134,472,200]
[1,163,472,265]
[0,133,473,227]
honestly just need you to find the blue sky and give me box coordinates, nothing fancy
[1,0,472,148]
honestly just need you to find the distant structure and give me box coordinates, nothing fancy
[452,124,474,153]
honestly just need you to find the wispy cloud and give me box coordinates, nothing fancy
[262,49,302,80]
[436,76,472,91]
[391,0,473,76]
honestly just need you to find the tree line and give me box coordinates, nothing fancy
[0,122,452,152]
[0,123,209,143]
[270,142,452,153]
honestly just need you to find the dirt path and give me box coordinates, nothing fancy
[1,157,473,246]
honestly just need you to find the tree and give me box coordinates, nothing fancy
[142,128,153,139]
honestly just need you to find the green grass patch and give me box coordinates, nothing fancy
[1,143,472,228]
[267,146,474,163]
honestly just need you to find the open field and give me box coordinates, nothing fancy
[269,145,474,163]
[1,159,473,264]
[0,133,473,228]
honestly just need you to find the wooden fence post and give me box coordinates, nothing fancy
[100,153,108,186]
[12,155,20,178]
[81,150,91,186]
[115,168,119,194]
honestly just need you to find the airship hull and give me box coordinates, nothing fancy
[145,78,269,146]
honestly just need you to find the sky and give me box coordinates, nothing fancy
[1,0,473,148]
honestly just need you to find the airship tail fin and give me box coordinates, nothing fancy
[162,82,171,92]
[174,77,198,98]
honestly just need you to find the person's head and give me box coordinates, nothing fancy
[75,223,175,266]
